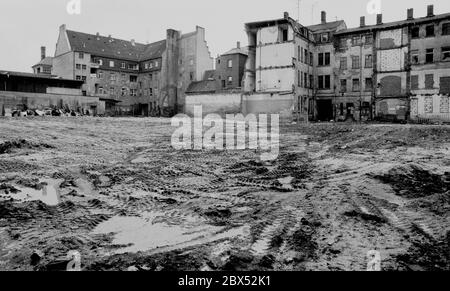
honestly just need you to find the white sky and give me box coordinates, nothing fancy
[0,0,448,72]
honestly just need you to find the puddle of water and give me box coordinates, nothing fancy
[0,179,62,206]
[92,212,248,254]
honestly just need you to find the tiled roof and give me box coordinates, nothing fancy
[66,30,166,62]
[222,47,249,56]
[32,57,53,67]
[203,70,216,80]
[186,80,217,94]
[307,20,346,32]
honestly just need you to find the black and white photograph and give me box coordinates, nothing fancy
[0,0,449,278]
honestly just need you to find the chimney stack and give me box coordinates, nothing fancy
[237,41,241,49]
[284,12,289,19]
[407,8,414,20]
[41,46,46,60]
[427,5,434,17]
[131,39,135,46]
[321,11,327,24]
[377,14,383,25]
[360,16,366,27]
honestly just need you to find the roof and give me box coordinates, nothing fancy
[66,30,166,62]
[203,70,215,80]
[222,47,249,56]
[0,70,83,83]
[335,12,450,35]
[32,57,53,68]
[307,20,346,33]
[186,80,217,94]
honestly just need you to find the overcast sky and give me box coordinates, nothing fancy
[0,0,448,72]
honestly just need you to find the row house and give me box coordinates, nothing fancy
[52,25,213,116]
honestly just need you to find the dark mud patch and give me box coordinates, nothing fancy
[396,231,450,271]
[371,164,449,199]
[0,139,54,155]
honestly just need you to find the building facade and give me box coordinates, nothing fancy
[52,25,213,116]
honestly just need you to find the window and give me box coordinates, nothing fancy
[340,57,347,70]
[411,27,420,38]
[325,53,330,66]
[82,65,87,70]
[121,87,127,96]
[318,75,331,89]
[228,76,233,85]
[299,47,303,63]
[318,53,324,66]
[76,75,81,80]
[128,64,138,70]
[144,63,149,70]
[309,52,313,66]
[426,25,435,37]
[339,38,347,49]
[298,70,302,87]
[227,60,233,68]
[110,74,116,81]
[98,87,104,94]
[149,88,153,96]
[81,76,86,82]
[352,36,361,46]
[109,61,115,67]
[352,79,360,91]
[426,49,434,63]
[340,79,347,93]
[309,75,313,89]
[411,75,419,90]
[130,75,137,83]
[281,28,288,42]
[130,89,137,97]
[97,71,104,79]
[318,76,324,89]
[425,74,434,89]
[365,35,373,45]
[222,80,226,88]
[411,50,419,64]
[365,55,373,68]
[121,62,126,69]
[321,33,330,43]
[352,56,360,69]
[440,77,450,94]
[443,23,450,36]
[155,61,159,67]
[110,87,115,95]
[190,72,194,81]
[78,52,84,59]
[76,64,81,70]
[305,50,308,65]
[442,47,450,61]
[98,59,103,66]
[365,78,373,91]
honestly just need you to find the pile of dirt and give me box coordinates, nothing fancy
[371,164,449,199]
[0,139,54,155]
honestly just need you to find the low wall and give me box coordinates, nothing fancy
[185,92,295,123]
[185,93,242,117]
[411,94,450,122]
[0,91,105,116]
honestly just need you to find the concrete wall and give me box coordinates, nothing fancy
[185,93,241,117]
[0,91,105,116]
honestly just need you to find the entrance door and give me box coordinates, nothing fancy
[317,100,333,121]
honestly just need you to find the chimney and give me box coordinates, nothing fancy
[427,5,434,17]
[131,39,135,46]
[360,16,366,27]
[40,46,46,60]
[284,12,289,19]
[377,14,383,25]
[237,41,241,49]
[407,8,414,20]
[321,11,327,24]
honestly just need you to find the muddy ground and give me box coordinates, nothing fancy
[0,117,449,271]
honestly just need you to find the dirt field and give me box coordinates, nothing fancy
[0,117,449,271]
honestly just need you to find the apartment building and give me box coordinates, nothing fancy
[52,25,213,116]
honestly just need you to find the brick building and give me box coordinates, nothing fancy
[52,25,213,116]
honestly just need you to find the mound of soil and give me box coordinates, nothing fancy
[0,139,54,155]
[371,164,449,199]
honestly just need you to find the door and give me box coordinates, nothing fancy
[317,100,333,121]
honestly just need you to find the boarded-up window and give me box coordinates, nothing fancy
[440,96,450,113]
[411,75,419,90]
[425,97,433,113]
[440,77,450,94]
[425,74,434,89]
[380,76,401,96]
